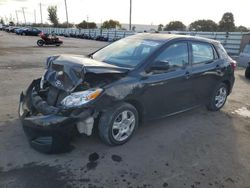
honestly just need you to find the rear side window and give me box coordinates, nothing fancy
[191,42,214,64]
[155,42,189,69]
[216,43,228,59]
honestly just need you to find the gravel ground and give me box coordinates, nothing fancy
[0,31,250,188]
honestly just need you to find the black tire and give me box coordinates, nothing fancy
[22,32,26,36]
[245,65,250,79]
[56,44,60,47]
[98,102,139,145]
[37,40,44,47]
[207,83,228,111]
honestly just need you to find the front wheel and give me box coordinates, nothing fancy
[98,103,139,145]
[245,65,250,79]
[37,40,44,47]
[207,83,228,111]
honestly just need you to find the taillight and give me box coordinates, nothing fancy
[230,60,237,70]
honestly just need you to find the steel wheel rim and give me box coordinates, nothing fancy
[112,110,136,142]
[215,87,227,108]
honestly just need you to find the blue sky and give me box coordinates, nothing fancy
[0,0,249,27]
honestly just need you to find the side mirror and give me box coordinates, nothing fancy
[147,60,170,72]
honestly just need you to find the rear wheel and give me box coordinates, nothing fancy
[207,83,228,111]
[245,65,250,79]
[37,40,44,47]
[22,32,26,36]
[98,102,138,145]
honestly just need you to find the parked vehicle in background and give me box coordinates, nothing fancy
[236,43,250,78]
[245,64,250,78]
[19,34,235,153]
[15,27,27,35]
[9,27,19,33]
[238,44,250,67]
[19,27,41,36]
[3,26,11,32]
[1,25,8,31]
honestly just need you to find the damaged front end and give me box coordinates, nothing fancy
[19,54,128,153]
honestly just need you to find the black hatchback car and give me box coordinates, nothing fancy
[19,34,235,153]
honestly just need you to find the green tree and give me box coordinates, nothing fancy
[158,24,163,31]
[87,22,97,29]
[164,21,186,31]
[9,21,15,26]
[47,6,59,27]
[77,20,97,29]
[101,19,121,29]
[189,20,218,31]
[236,25,249,32]
[219,12,235,32]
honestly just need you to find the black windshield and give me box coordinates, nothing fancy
[92,38,163,68]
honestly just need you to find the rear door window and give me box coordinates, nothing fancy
[191,42,215,64]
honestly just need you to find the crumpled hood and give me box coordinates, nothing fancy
[44,54,129,92]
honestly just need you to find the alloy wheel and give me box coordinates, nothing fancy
[112,110,136,142]
[215,87,227,108]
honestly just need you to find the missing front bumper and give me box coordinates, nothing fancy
[19,86,94,153]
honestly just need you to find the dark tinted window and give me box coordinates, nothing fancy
[216,43,228,59]
[155,42,189,69]
[191,42,214,64]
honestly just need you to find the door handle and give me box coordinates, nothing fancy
[185,71,191,79]
[216,65,222,73]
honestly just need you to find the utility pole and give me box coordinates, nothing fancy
[22,7,26,25]
[15,10,19,25]
[86,15,89,29]
[64,0,69,27]
[10,13,13,23]
[5,16,8,24]
[129,0,132,30]
[34,9,36,24]
[39,3,43,24]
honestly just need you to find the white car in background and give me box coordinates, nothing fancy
[237,44,250,78]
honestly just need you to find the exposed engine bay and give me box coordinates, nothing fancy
[37,54,127,112]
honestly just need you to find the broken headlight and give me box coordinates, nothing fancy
[61,88,103,108]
